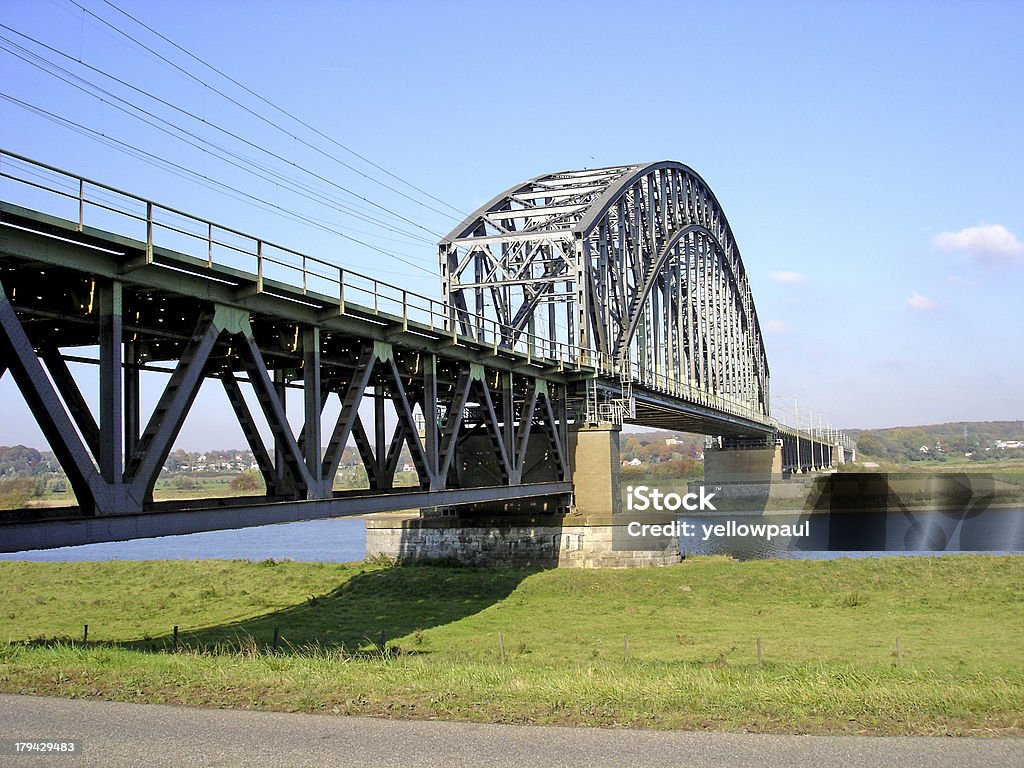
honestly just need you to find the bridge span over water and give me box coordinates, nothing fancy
[0,151,853,555]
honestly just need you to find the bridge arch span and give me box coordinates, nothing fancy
[440,161,771,419]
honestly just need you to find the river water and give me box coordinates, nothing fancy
[0,518,366,563]
[678,507,1024,560]
[2,508,1021,563]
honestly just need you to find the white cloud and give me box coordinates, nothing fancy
[906,292,938,311]
[933,224,1024,266]
[765,319,789,333]
[768,271,807,284]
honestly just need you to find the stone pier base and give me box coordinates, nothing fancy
[365,513,680,568]
[704,444,783,483]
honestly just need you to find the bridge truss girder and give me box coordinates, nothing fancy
[0,209,571,546]
[441,162,771,424]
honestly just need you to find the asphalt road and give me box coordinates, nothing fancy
[1,694,1021,767]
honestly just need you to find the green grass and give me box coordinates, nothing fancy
[0,556,1022,735]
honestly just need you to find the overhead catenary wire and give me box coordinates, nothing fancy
[61,0,465,224]
[97,0,466,219]
[0,20,447,244]
[0,32,440,252]
[0,90,438,277]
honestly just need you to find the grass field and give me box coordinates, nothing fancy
[0,556,1021,735]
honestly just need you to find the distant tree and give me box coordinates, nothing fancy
[0,478,37,510]
[171,475,201,490]
[230,471,264,494]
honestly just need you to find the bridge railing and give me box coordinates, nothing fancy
[0,149,597,371]
[619,356,772,425]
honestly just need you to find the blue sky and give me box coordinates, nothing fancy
[1,0,1021,449]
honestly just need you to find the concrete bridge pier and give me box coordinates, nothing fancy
[704,441,784,484]
[365,422,681,568]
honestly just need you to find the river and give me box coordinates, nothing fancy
[2,508,1022,562]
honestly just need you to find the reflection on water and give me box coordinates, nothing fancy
[676,472,1024,559]
[0,518,366,563]
[680,508,1024,560]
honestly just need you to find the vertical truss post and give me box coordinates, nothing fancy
[97,280,123,486]
[374,387,387,477]
[422,352,440,489]
[502,373,517,483]
[302,326,323,496]
[124,340,140,462]
[573,233,588,352]
[513,382,538,484]
[273,367,289,492]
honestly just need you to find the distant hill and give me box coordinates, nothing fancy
[624,422,1024,465]
[846,421,1024,462]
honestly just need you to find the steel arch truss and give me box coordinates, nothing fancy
[441,162,771,420]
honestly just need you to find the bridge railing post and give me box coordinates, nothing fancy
[145,201,153,263]
[256,239,263,293]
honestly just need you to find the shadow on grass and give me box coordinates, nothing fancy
[110,560,541,657]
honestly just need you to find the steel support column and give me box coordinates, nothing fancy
[97,280,123,485]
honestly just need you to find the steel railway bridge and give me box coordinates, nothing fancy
[0,151,853,553]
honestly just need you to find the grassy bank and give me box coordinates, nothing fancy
[0,556,1021,735]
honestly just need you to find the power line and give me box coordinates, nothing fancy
[8,13,447,242]
[0,31,440,252]
[98,0,466,219]
[0,91,438,277]
[62,0,465,225]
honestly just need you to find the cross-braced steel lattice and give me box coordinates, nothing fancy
[440,162,771,421]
